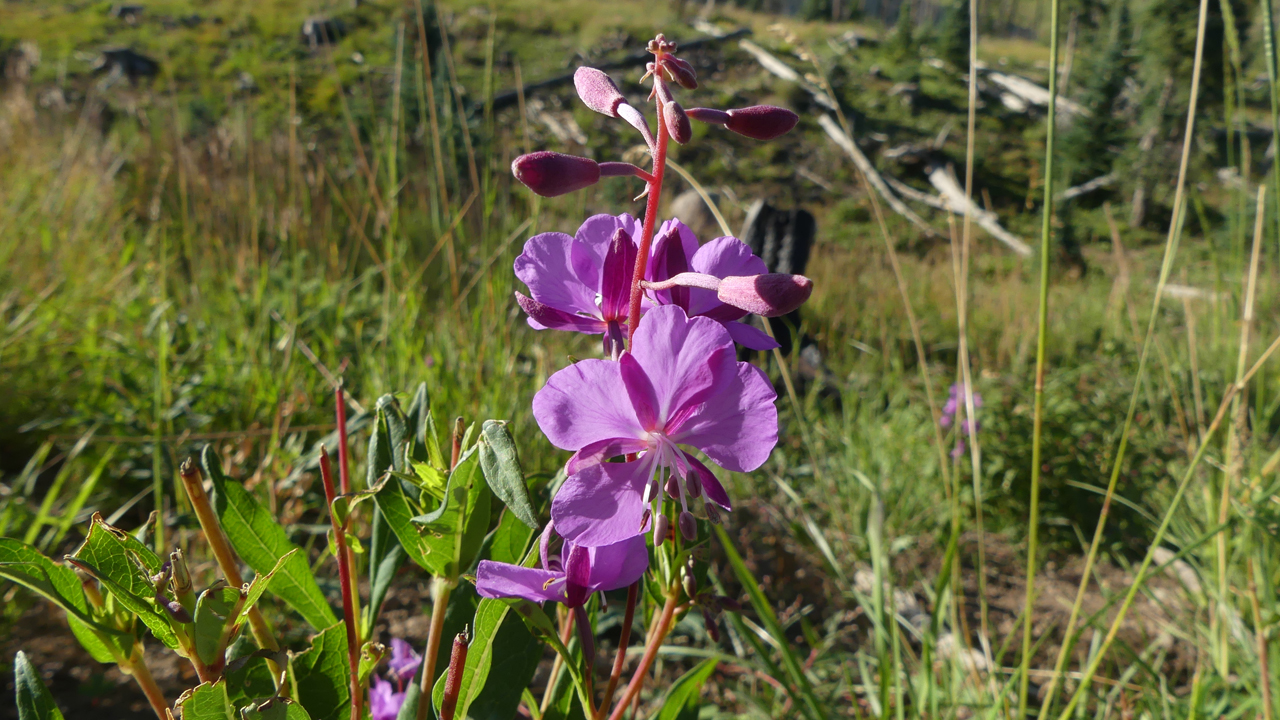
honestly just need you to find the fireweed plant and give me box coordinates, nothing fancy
[2,34,810,720]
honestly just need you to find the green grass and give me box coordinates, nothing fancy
[6,0,1280,717]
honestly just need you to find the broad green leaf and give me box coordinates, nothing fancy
[203,446,338,631]
[70,517,179,650]
[380,447,490,579]
[241,698,313,720]
[478,420,538,529]
[412,461,448,501]
[430,598,541,720]
[224,640,279,708]
[366,396,409,639]
[483,506,538,567]
[177,680,235,720]
[67,616,126,663]
[14,651,66,720]
[0,538,95,623]
[405,382,441,467]
[289,624,350,720]
[237,550,296,627]
[655,658,719,720]
[194,585,242,666]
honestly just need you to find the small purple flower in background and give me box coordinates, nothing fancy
[386,637,422,685]
[370,676,405,720]
[475,526,649,607]
[533,306,778,547]
[940,383,982,458]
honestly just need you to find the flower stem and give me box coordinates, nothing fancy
[594,582,638,720]
[606,589,679,720]
[319,449,363,720]
[416,577,455,720]
[121,646,170,720]
[625,77,671,344]
[178,460,282,680]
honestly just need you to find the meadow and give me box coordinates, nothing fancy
[4,0,1280,717]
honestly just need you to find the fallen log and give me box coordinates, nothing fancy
[817,115,941,239]
[923,163,1033,256]
[1056,172,1117,201]
[737,39,838,110]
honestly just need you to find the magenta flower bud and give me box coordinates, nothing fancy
[661,56,698,89]
[511,151,600,197]
[574,67,627,117]
[678,511,697,541]
[664,101,692,144]
[717,274,813,317]
[725,105,799,140]
[654,514,671,546]
[686,107,730,125]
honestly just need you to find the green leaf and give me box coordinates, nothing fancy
[237,550,295,627]
[177,680,235,720]
[366,396,409,639]
[412,461,448,501]
[405,383,444,468]
[655,658,719,720]
[240,697,313,720]
[380,447,490,579]
[69,517,179,650]
[224,639,280,708]
[358,641,387,686]
[289,624,350,720]
[478,420,538,529]
[194,585,242,666]
[67,616,126,663]
[482,506,538,567]
[14,651,66,720]
[203,446,338,631]
[430,599,541,720]
[0,538,94,623]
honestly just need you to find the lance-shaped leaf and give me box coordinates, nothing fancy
[14,650,66,720]
[241,698,313,720]
[69,516,179,649]
[478,420,538,528]
[194,585,243,667]
[176,680,235,720]
[289,624,351,720]
[0,539,101,629]
[203,446,338,631]
[655,658,720,720]
[377,447,490,579]
[237,549,295,627]
[366,395,409,638]
[405,382,443,467]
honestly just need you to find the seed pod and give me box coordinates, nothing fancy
[664,101,692,144]
[724,105,799,140]
[717,274,814,317]
[511,152,600,197]
[574,67,627,117]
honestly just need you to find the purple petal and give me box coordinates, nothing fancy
[688,237,769,317]
[516,293,607,334]
[369,677,405,720]
[668,361,778,472]
[725,321,780,350]
[563,544,592,607]
[649,223,692,310]
[572,214,643,290]
[515,232,601,320]
[566,436,650,475]
[600,228,638,321]
[686,454,732,511]
[629,306,738,425]
[551,459,653,547]
[584,534,650,591]
[387,638,422,683]
[533,359,643,452]
[618,353,660,431]
[475,561,565,603]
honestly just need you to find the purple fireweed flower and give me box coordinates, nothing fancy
[386,637,422,686]
[514,214,781,353]
[534,305,778,547]
[940,383,981,457]
[370,676,406,720]
[475,527,649,607]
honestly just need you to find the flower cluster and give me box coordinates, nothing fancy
[940,383,982,458]
[481,34,810,665]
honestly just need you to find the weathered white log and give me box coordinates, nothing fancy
[817,114,940,239]
[924,163,1034,256]
[983,70,1088,117]
[738,39,838,110]
[1056,172,1117,201]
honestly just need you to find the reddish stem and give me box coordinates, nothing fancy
[625,75,672,345]
[606,591,679,720]
[336,385,351,494]
[594,583,639,720]
[320,448,363,720]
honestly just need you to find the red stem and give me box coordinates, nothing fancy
[594,583,639,720]
[320,448,363,720]
[336,385,351,494]
[606,591,679,720]
[625,75,672,345]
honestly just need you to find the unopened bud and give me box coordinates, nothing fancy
[511,151,599,197]
[654,514,670,546]
[664,101,692,144]
[661,56,698,89]
[680,558,698,598]
[702,608,721,642]
[724,105,799,141]
[716,595,742,613]
[687,107,730,125]
[678,511,697,541]
[717,274,813,317]
[574,67,627,117]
